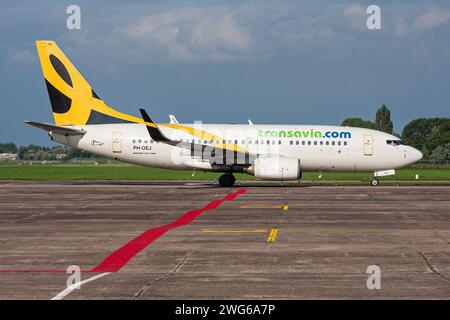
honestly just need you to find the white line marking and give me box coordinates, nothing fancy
[51,272,111,300]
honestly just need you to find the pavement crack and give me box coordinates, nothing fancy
[418,251,450,284]
[133,250,192,300]
[430,230,450,245]
[402,213,450,245]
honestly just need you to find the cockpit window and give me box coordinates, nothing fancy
[386,139,403,146]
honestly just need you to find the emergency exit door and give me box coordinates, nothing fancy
[363,135,373,156]
[112,132,122,153]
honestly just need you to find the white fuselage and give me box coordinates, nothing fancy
[52,123,423,174]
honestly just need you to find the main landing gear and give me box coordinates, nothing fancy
[218,173,236,187]
[370,177,379,187]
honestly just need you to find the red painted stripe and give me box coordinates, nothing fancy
[0,189,246,274]
[0,270,68,273]
[0,268,99,273]
[91,188,247,272]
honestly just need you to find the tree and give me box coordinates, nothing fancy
[341,118,376,129]
[428,120,450,152]
[431,143,450,162]
[410,132,427,154]
[0,143,18,153]
[402,118,450,158]
[375,104,393,134]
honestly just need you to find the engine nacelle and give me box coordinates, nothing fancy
[247,156,301,181]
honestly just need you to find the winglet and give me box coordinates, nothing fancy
[139,109,172,143]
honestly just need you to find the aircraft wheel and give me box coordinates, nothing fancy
[218,174,236,187]
[370,177,379,187]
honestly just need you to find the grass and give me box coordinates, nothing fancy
[0,163,449,181]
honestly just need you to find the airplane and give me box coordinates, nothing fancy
[169,115,179,124]
[25,41,423,187]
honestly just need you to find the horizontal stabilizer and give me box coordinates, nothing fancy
[24,120,86,135]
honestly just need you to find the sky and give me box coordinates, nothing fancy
[1,0,449,146]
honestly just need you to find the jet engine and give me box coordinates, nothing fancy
[247,156,301,181]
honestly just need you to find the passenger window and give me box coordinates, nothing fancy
[302,141,305,145]
[132,139,136,143]
[320,141,323,145]
[314,141,317,145]
[326,141,329,145]
[255,140,259,145]
[278,140,281,145]
[332,141,335,146]
[138,139,142,143]
[308,141,311,145]
[338,141,341,146]
[290,141,293,145]
[344,141,348,146]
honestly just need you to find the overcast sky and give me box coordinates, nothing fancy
[1,0,449,145]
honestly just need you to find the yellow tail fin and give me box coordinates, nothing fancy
[35,40,141,126]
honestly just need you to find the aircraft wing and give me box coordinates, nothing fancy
[24,121,87,135]
[139,109,256,167]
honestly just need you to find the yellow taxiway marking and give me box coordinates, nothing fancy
[240,203,289,210]
[240,205,283,209]
[267,228,278,242]
[201,228,268,233]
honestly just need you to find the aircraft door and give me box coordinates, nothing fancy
[363,135,373,156]
[112,132,122,153]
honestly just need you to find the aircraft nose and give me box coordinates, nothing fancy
[410,147,423,163]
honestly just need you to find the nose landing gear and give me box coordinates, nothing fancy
[218,173,236,187]
[370,177,379,187]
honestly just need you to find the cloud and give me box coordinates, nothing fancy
[7,48,34,65]
[61,2,344,64]
[343,3,366,30]
[414,6,450,31]
[268,15,337,46]
[393,16,409,37]
[66,6,254,63]
[57,1,450,66]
